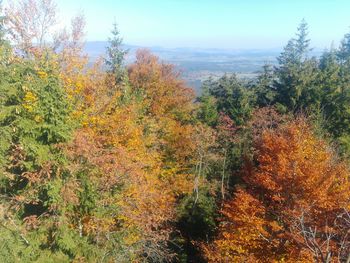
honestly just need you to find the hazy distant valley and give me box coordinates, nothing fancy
[85,41,284,92]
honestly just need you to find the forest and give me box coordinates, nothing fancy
[1,0,350,262]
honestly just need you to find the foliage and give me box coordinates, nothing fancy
[105,23,128,85]
[254,64,276,107]
[3,2,350,262]
[202,117,350,262]
[5,0,58,53]
[204,74,255,126]
[274,20,319,113]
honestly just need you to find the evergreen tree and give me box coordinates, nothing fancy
[197,79,219,126]
[318,36,350,154]
[254,64,276,107]
[105,22,128,84]
[337,31,350,95]
[318,48,343,137]
[294,19,311,59]
[0,49,88,261]
[274,20,318,112]
[337,31,350,63]
[208,74,255,126]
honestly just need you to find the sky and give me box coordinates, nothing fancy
[55,0,350,49]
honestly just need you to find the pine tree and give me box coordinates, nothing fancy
[337,30,350,94]
[338,32,350,63]
[318,34,350,154]
[274,20,318,112]
[208,74,255,126]
[318,48,343,137]
[0,49,83,261]
[294,19,311,60]
[254,64,276,107]
[197,80,219,126]
[105,22,128,84]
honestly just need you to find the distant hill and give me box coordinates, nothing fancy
[84,41,322,93]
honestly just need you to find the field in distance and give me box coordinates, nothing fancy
[85,41,322,93]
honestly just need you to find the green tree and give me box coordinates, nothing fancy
[197,81,219,126]
[274,20,319,112]
[207,74,255,126]
[338,31,350,63]
[0,49,93,261]
[105,22,128,84]
[254,64,276,107]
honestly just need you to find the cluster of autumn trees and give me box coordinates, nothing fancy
[197,20,350,262]
[1,1,350,262]
[0,1,195,261]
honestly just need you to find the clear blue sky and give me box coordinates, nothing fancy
[57,0,350,49]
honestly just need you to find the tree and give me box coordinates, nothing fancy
[55,14,97,122]
[314,44,350,155]
[254,64,276,107]
[293,208,350,262]
[274,20,319,112]
[337,31,350,63]
[0,46,92,261]
[105,22,128,85]
[201,74,255,188]
[202,117,350,262]
[196,82,219,127]
[205,74,255,126]
[0,0,5,43]
[294,19,311,59]
[5,0,58,53]
[65,49,200,262]
[334,37,350,154]
[318,50,343,134]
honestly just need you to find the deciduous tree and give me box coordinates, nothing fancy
[203,117,350,262]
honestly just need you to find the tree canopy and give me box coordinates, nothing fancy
[1,1,350,262]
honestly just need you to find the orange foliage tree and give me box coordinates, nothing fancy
[203,115,350,262]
